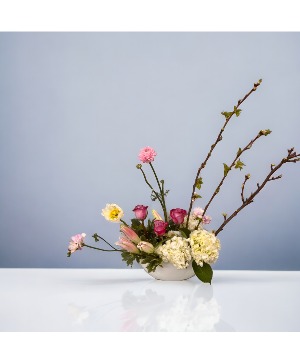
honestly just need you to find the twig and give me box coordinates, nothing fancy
[92,233,119,250]
[186,79,262,228]
[149,162,168,221]
[197,129,269,228]
[138,165,163,206]
[214,148,300,236]
[241,174,251,203]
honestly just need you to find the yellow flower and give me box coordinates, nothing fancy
[101,203,124,223]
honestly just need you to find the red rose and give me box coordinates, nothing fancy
[133,205,148,220]
[170,208,187,224]
[153,220,168,236]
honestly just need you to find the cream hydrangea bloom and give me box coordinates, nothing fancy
[101,203,124,222]
[156,236,192,269]
[189,230,221,267]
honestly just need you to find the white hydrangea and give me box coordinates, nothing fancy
[183,215,202,230]
[189,230,221,267]
[166,230,182,238]
[156,236,192,269]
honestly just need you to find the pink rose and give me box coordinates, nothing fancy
[138,146,157,163]
[153,220,168,236]
[133,205,148,220]
[170,208,187,224]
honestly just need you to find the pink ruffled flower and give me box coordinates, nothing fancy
[116,237,139,254]
[170,208,187,224]
[192,207,212,225]
[202,215,212,224]
[153,220,168,236]
[138,147,157,163]
[193,207,204,218]
[133,205,148,220]
[68,233,86,255]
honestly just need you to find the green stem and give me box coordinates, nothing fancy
[83,243,121,252]
[149,162,168,221]
[95,234,118,250]
[120,219,129,226]
[139,167,163,205]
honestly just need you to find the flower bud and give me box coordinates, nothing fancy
[120,225,141,244]
[152,209,163,220]
[137,241,154,254]
[116,237,139,254]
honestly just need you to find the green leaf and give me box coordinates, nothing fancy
[140,254,163,273]
[192,193,202,201]
[92,233,100,242]
[236,147,242,157]
[195,177,203,190]
[121,252,137,267]
[234,106,242,117]
[179,227,191,238]
[259,129,272,136]
[223,163,230,177]
[192,261,213,284]
[235,159,246,171]
[131,219,141,227]
[221,111,233,119]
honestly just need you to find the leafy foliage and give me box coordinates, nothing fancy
[121,252,137,267]
[192,193,201,200]
[259,129,272,136]
[235,159,245,170]
[236,147,242,157]
[92,233,100,242]
[234,106,242,117]
[140,254,163,273]
[179,227,191,238]
[221,111,233,119]
[195,177,203,190]
[223,163,230,177]
[192,261,213,284]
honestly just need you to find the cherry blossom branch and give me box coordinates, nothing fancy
[186,79,263,228]
[214,148,300,236]
[197,129,271,229]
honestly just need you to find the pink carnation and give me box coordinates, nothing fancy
[202,215,212,224]
[138,146,157,163]
[192,207,212,225]
[193,207,204,218]
[68,233,86,255]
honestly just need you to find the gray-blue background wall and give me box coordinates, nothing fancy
[0,32,299,269]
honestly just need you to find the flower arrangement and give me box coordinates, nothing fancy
[67,80,300,283]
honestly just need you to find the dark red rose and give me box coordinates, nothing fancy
[133,205,148,220]
[170,208,187,224]
[153,220,168,236]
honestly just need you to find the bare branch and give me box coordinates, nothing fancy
[196,129,269,229]
[186,79,263,228]
[215,148,300,236]
[241,174,251,203]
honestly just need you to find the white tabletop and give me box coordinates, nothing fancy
[0,269,299,332]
